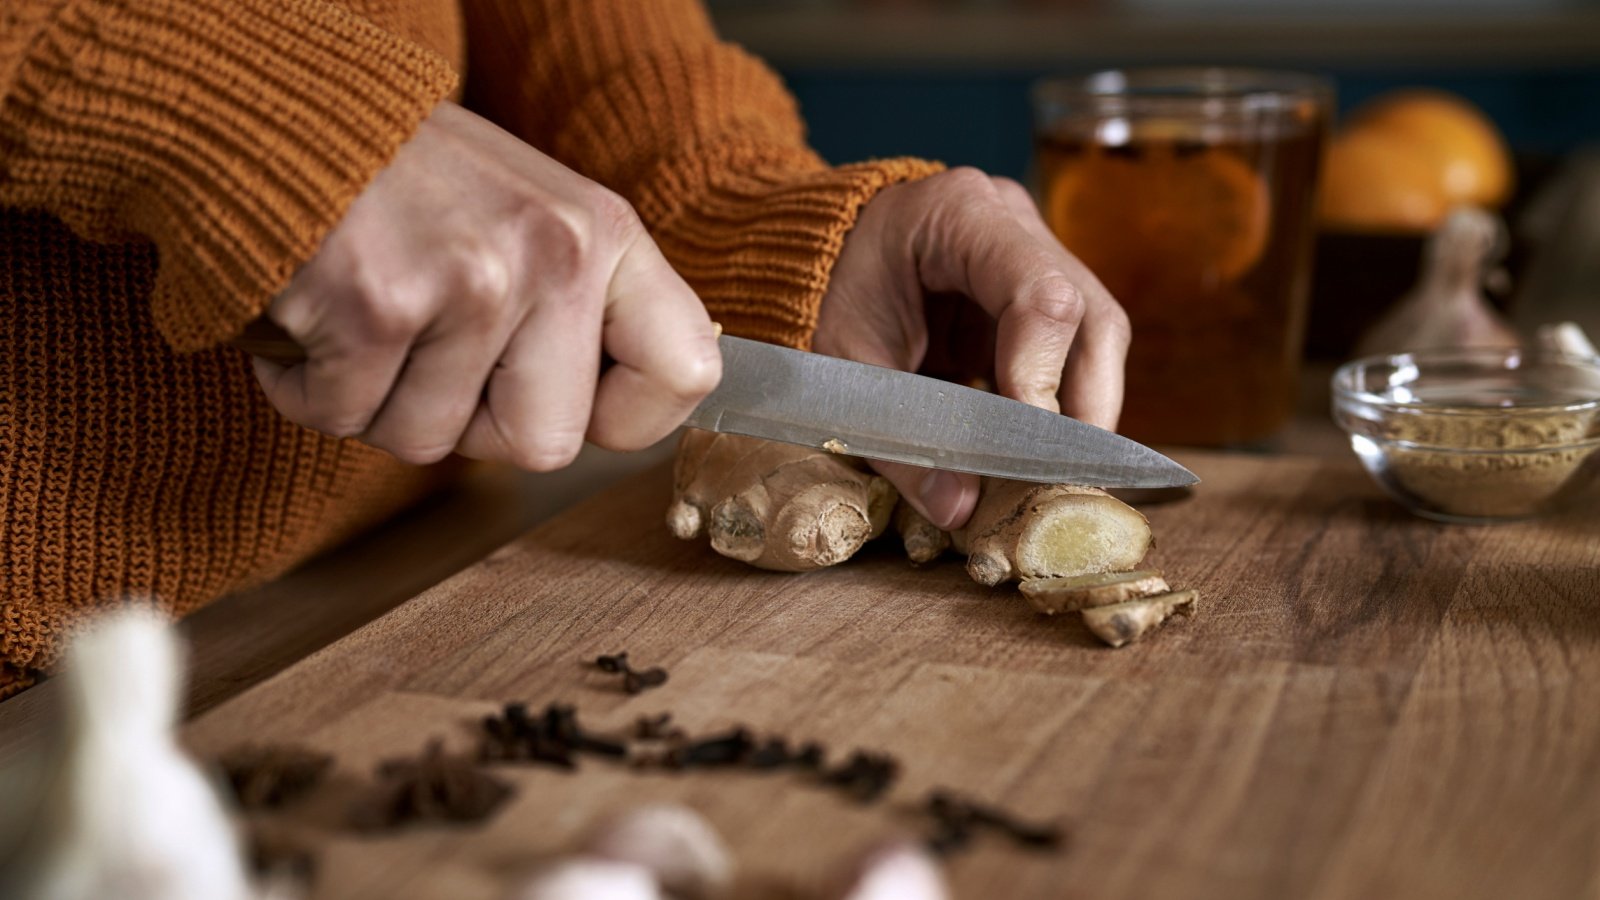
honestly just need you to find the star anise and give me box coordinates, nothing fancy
[349,739,512,831]
[216,743,333,809]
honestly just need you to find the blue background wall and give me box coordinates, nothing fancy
[780,66,1600,178]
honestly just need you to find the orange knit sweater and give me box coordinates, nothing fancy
[0,0,940,697]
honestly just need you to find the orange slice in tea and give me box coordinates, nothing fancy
[1046,142,1270,297]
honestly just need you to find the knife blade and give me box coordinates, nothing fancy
[691,335,1198,488]
[231,319,1196,489]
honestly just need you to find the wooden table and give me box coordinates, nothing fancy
[0,369,1345,746]
[173,451,1600,900]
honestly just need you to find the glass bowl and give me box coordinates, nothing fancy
[1332,348,1600,523]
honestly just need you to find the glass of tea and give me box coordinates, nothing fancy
[1033,68,1332,447]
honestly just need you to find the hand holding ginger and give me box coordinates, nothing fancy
[813,169,1131,530]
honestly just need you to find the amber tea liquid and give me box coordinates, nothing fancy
[1036,102,1326,447]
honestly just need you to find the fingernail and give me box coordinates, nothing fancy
[919,471,966,530]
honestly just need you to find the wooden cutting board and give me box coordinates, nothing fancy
[183,451,1600,900]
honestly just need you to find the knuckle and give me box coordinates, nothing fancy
[588,424,674,455]
[588,186,640,240]
[1017,374,1063,402]
[517,191,626,287]
[451,239,513,311]
[348,285,426,344]
[1104,303,1134,346]
[661,338,724,402]
[386,441,456,466]
[1021,275,1087,326]
[297,395,376,439]
[586,424,641,454]
[941,166,999,198]
[512,434,584,473]
[317,414,373,439]
[990,176,1032,206]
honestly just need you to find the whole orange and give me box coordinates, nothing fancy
[1318,128,1451,233]
[1352,89,1514,208]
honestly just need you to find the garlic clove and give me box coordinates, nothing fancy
[580,804,732,900]
[513,859,663,900]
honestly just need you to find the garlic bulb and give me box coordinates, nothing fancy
[1355,206,1520,357]
[0,609,259,900]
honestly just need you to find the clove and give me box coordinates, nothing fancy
[747,737,793,770]
[481,702,629,767]
[544,703,629,758]
[624,667,669,693]
[216,743,332,810]
[634,712,685,742]
[794,741,826,772]
[245,822,318,884]
[351,739,513,831]
[821,751,899,804]
[669,728,754,769]
[481,702,576,769]
[594,652,670,695]
[925,790,1065,852]
[925,818,974,858]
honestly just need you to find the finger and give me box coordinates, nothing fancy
[455,281,607,472]
[911,172,1080,413]
[991,176,1128,431]
[360,327,504,466]
[990,279,1081,415]
[357,251,514,463]
[250,287,409,438]
[1059,305,1130,431]
[586,232,722,452]
[829,334,981,530]
[876,459,981,531]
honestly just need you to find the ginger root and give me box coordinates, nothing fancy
[951,480,1152,586]
[894,480,1153,583]
[893,503,951,565]
[888,482,1195,648]
[1019,569,1169,615]
[667,431,896,572]
[1081,590,1197,648]
[666,435,1192,648]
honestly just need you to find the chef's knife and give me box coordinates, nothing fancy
[233,321,1197,488]
[689,334,1195,488]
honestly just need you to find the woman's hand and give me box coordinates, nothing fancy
[813,168,1131,530]
[251,101,722,470]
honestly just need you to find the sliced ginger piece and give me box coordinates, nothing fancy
[1082,589,1198,648]
[1019,569,1169,615]
[667,431,896,572]
[952,479,1152,586]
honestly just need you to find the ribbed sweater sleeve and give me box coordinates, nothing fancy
[0,0,459,351]
[461,0,942,349]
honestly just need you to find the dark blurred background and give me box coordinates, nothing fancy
[709,0,1600,364]
[708,0,1599,176]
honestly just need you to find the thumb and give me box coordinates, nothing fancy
[870,458,980,532]
[818,338,981,531]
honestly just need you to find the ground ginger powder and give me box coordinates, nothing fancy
[1373,408,1598,518]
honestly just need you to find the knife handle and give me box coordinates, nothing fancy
[232,316,308,366]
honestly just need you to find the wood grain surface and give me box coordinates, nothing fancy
[180,451,1600,900]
